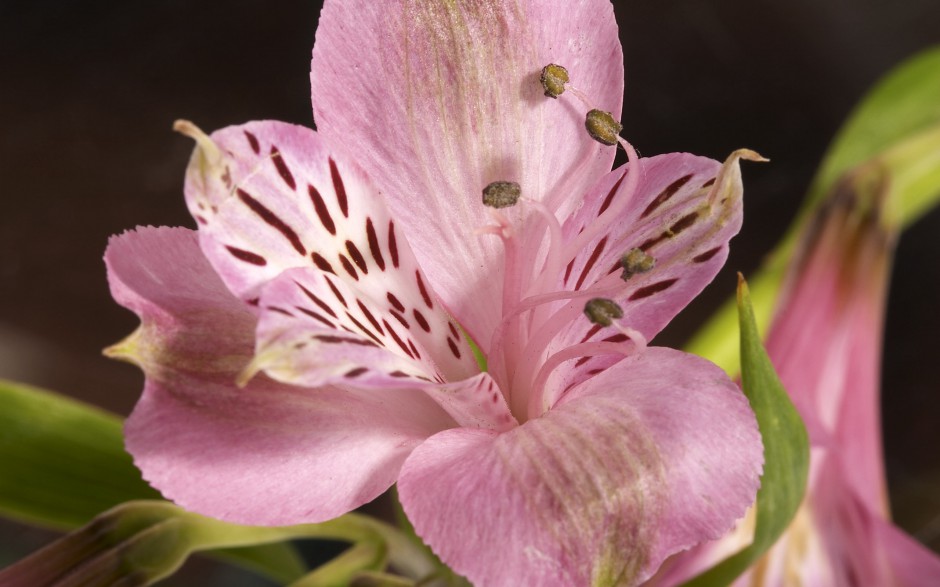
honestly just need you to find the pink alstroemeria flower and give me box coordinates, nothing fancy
[649,177,940,586]
[106,1,763,585]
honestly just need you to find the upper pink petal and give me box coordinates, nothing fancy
[398,347,761,587]
[310,0,623,345]
[106,226,453,525]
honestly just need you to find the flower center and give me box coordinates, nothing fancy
[477,65,648,423]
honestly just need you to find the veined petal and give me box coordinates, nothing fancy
[179,119,434,316]
[538,150,759,409]
[398,348,761,587]
[105,227,454,525]
[310,0,624,346]
[254,267,516,431]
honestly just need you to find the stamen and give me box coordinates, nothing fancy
[482,181,521,209]
[584,298,623,326]
[620,248,656,280]
[585,109,623,146]
[540,64,569,98]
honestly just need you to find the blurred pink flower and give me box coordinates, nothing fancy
[650,175,940,586]
[106,1,763,584]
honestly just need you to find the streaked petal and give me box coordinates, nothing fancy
[536,150,759,410]
[398,348,761,587]
[311,0,624,344]
[106,226,453,524]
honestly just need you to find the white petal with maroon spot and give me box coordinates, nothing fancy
[256,267,516,432]
[180,119,480,380]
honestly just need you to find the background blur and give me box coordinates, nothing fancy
[1,0,939,584]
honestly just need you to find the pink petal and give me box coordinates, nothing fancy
[106,227,454,524]
[310,0,624,346]
[529,150,759,412]
[254,268,516,431]
[179,120,433,317]
[398,348,761,587]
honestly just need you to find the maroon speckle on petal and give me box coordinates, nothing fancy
[597,170,627,216]
[329,158,349,217]
[408,339,422,359]
[415,271,433,308]
[629,278,679,300]
[575,236,608,290]
[297,307,335,328]
[413,309,431,332]
[339,254,359,280]
[308,184,337,235]
[579,324,603,343]
[388,221,400,268]
[297,283,338,318]
[366,218,386,270]
[563,259,575,285]
[344,367,368,378]
[602,333,630,343]
[390,310,410,328]
[237,189,306,255]
[383,320,414,358]
[266,306,294,317]
[270,146,297,191]
[641,174,693,218]
[244,130,261,154]
[225,245,267,266]
[312,252,336,274]
[693,246,722,263]
[575,356,591,367]
[448,322,460,339]
[314,334,378,347]
[346,313,382,345]
[447,337,461,359]
[669,211,700,236]
[324,276,348,308]
[701,177,717,188]
[389,370,410,378]
[639,231,670,252]
[387,292,405,312]
[357,299,385,335]
[346,240,369,273]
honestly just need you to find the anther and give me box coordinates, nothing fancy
[585,109,623,146]
[482,181,521,209]
[620,248,656,280]
[540,64,569,98]
[584,298,623,326]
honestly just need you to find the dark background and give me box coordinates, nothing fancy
[1,0,939,584]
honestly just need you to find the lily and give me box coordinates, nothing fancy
[106,1,763,585]
[649,172,940,586]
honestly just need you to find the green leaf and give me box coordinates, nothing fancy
[680,277,809,587]
[806,46,940,227]
[687,46,940,375]
[0,379,305,583]
[0,378,160,528]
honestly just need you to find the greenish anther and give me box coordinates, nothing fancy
[482,181,521,209]
[585,109,623,146]
[620,248,656,281]
[584,298,623,327]
[540,63,569,98]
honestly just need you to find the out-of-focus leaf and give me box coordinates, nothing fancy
[0,379,305,583]
[0,379,159,528]
[680,277,810,587]
[0,501,436,587]
[687,46,940,374]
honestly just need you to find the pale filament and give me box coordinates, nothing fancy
[477,71,647,422]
